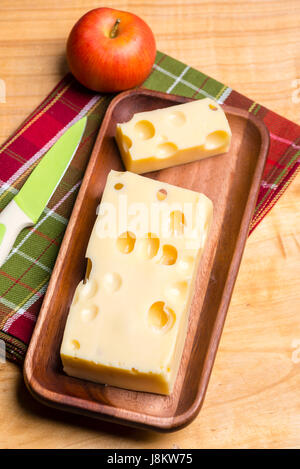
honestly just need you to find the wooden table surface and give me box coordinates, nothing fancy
[0,0,299,449]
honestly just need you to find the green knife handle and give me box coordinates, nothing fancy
[0,200,34,268]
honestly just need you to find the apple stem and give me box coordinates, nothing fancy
[110,18,121,38]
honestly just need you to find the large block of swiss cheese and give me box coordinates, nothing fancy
[60,170,213,395]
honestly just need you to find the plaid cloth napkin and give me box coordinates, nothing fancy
[0,51,299,363]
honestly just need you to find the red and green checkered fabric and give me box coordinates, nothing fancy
[0,51,299,363]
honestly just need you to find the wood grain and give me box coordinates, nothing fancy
[0,0,299,448]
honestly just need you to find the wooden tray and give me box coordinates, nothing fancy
[24,88,269,432]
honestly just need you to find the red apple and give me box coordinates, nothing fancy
[66,7,156,93]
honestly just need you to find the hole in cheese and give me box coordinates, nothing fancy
[209,103,218,111]
[122,134,132,151]
[165,281,188,303]
[156,142,178,158]
[81,305,99,322]
[157,188,167,201]
[148,301,176,332]
[114,182,124,190]
[177,255,195,273]
[167,111,186,126]
[138,233,160,260]
[102,272,122,293]
[160,245,178,265]
[134,120,155,140]
[71,339,80,350]
[84,258,92,284]
[117,231,136,254]
[81,278,98,299]
[205,130,228,151]
[170,210,186,235]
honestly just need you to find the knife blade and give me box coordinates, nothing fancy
[0,117,87,267]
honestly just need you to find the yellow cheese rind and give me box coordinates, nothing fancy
[60,170,213,395]
[115,98,231,174]
[61,354,170,394]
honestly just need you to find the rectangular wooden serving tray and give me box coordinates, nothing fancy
[24,88,269,432]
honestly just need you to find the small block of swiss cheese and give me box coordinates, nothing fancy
[115,98,231,174]
[60,170,213,395]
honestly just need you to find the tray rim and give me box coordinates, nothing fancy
[23,88,270,432]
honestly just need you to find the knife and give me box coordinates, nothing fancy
[0,117,87,267]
